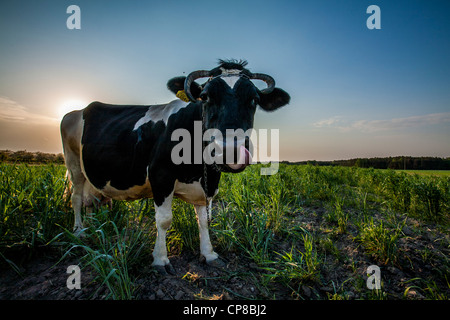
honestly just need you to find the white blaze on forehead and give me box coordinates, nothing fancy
[133,99,189,131]
[219,68,242,89]
[222,76,241,89]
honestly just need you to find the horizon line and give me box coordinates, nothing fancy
[1,149,449,163]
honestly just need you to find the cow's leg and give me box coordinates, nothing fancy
[66,164,103,234]
[82,181,109,223]
[152,191,175,274]
[71,184,84,234]
[194,204,223,267]
[67,169,85,234]
[62,152,85,234]
[83,181,96,220]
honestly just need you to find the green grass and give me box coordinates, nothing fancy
[396,170,450,177]
[1,163,449,300]
[355,217,402,265]
[0,164,72,255]
[262,234,321,288]
[56,208,153,299]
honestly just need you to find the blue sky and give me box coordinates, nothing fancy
[0,0,449,160]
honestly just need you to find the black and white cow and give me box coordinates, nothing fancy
[60,59,290,274]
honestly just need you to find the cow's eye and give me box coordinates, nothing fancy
[200,93,209,102]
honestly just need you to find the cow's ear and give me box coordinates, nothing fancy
[258,88,290,112]
[167,76,202,99]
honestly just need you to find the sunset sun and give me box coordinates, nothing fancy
[58,99,87,120]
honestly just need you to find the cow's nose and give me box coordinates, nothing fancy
[213,137,252,170]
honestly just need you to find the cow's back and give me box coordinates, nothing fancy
[80,102,155,193]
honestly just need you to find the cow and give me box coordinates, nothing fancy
[60,59,290,274]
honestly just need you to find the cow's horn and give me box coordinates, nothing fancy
[249,73,276,94]
[184,70,211,102]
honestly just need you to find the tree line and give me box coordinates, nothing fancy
[0,150,65,164]
[285,156,450,170]
[2,150,449,170]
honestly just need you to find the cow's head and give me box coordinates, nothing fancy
[167,59,290,172]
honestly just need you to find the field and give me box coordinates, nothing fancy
[0,163,449,300]
[396,170,450,177]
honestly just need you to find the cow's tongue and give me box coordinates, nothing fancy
[228,146,252,170]
[240,145,252,166]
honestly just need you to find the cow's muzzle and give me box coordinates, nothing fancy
[227,145,252,171]
[212,139,253,172]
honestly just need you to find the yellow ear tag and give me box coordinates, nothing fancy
[176,90,190,102]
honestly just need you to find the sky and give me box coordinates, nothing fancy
[0,0,449,161]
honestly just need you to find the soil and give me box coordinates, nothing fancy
[0,247,273,300]
[0,209,448,300]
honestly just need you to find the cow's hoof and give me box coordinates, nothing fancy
[165,263,176,275]
[206,257,226,268]
[153,265,168,275]
[73,227,87,238]
[154,264,176,276]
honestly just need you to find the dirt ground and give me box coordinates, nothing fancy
[1,205,449,300]
[0,250,262,300]
[0,239,450,300]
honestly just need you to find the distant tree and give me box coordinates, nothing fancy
[35,152,49,163]
[10,150,33,163]
[0,149,65,164]
[55,153,65,164]
[388,157,402,169]
[0,150,10,162]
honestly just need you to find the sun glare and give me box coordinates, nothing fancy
[58,99,87,119]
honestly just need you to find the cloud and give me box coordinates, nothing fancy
[0,119,62,153]
[0,96,58,125]
[313,116,343,128]
[313,112,450,133]
[0,96,61,153]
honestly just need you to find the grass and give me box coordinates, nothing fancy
[0,162,449,300]
[56,210,153,300]
[0,164,71,255]
[396,170,450,177]
[262,234,321,288]
[355,217,402,265]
